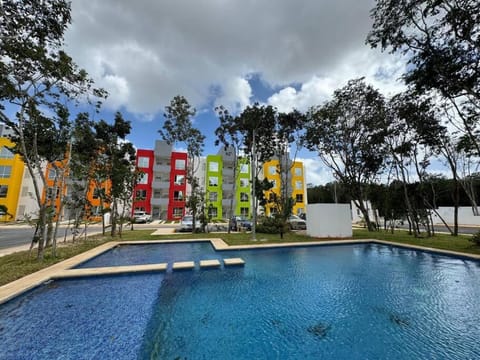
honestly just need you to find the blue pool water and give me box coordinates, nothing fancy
[1,243,480,359]
[74,242,219,268]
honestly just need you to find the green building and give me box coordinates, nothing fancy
[204,147,252,220]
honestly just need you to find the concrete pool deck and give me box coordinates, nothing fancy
[1,237,480,305]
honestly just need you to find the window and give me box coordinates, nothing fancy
[47,168,57,180]
[240,192,249,202]
[240,207,249,216]
[208,206,218,218]
[93,188,104,199]
[209,176,218,186]
[173,207,183,217]
[174,191,184,201]
[209,161,219,172]
[240,164,249,174]
[0,165,11,178]
[269,165,276,175]
[175,159,186,170]
[295,167,302,176]
[46,187,60,200]
[296,194,303,203]
[174,174,185,185]
[90,206,101,216]
[0,147,13,158]
[138,173,148,184]
[136,189,147,199]
[240,178,249,187]
[138,156,149,168]
[209,192,218,202]
[0,185,7,198]
[295,181,303,190]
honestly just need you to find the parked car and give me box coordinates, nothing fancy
[179,215,201,232]
[287,215,307,230]
[133,211,152,223]
[230,216,252,231]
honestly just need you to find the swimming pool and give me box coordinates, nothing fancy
[1,243,479,359]
[74,241,221,269]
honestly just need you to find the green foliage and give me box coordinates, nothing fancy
[367,0,480,156]
[304,78,389,231]
[256,216,289,234]
[0,0,106,260]
[469,231,480,246]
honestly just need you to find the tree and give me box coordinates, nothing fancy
[94,112,137,237]
[159,95,205,233]
[367,0,480,155]
[304,78,389,231]
[0,0,105,259]
[215,106,243,233]
[68,113,100,240]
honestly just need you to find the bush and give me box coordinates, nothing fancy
[469,231,480,246]
[256,216,288,234]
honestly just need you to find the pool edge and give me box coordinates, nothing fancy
[1,238,479,305]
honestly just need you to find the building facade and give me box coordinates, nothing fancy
[0,134,25,221]
[133,149,154,215]
[262,158,306,217]
[137,140,188,221]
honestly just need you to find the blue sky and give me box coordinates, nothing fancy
[59,0,409,185]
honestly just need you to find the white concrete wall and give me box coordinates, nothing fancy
[306,203,352,238]
[432,206,480,226]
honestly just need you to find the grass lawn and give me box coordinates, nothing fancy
[0,228,479,287]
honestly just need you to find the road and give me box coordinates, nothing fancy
[392,223,479,235]
[2,221,477,251]
[0,222,178,250]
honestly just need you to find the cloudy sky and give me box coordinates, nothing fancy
[64,0,407,185]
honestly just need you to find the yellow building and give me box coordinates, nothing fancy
[291,161,306,216]
[0,137,25,221]
[263,159,306,217]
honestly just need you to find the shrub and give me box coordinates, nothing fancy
[256,216,288,234]
[469,231,480,246]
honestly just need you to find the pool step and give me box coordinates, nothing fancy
[172,258,245,271]
[55,258,245,278]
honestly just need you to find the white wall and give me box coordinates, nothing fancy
[432,206,480,226]
[306,203,352,238]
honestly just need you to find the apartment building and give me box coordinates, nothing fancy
[133,149,154,215]
[262,158,306,217]
[138,140,188,221]
[203,147,252,220]
[0,126,25,221]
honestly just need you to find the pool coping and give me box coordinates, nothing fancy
[1,238,479,305]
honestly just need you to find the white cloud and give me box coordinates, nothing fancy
[64,0,387,117]
[214,77,252,113]
[267,50,407,112]
[298,157,334,186]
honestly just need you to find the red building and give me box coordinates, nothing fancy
[167,151,187,220]
[132,149,154,215]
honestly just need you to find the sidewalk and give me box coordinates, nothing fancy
[0,229,103,258]
[0,225,178,257]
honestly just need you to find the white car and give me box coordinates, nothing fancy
[133,211,152,223]
[179,215,201,232]
[287,215,307,230]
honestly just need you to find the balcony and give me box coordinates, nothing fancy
[153,164,171,173]
[152,180,170,190]
[223,183,234,191]
[150,198,169,206]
